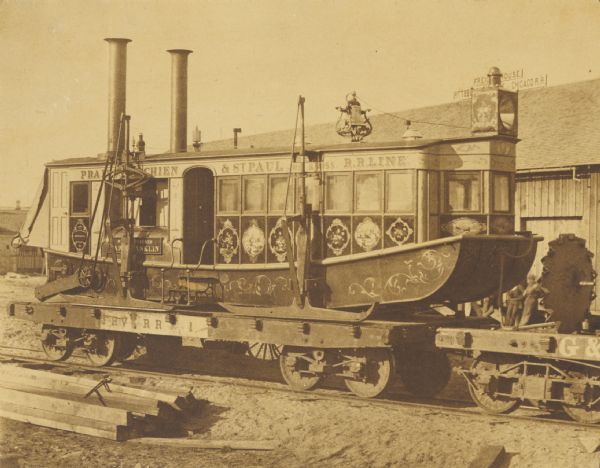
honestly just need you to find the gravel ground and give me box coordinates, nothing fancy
[1,275,600,467]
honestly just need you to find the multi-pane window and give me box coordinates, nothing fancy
[325,174,352,212]
[269,175,294,212]
[355,173,382,212]
[386,172,414,213]
[218,177,240,213]
[139,178,169,227]
[493,173,510,212]
[446,172,481,212]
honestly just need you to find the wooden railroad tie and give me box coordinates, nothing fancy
[0,364,203,441]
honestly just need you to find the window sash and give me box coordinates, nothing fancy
[355,172,382,212]
[445,172,481,213]
[243,176,267,213]
[386,171,414,213]
[218,177,241,214]
[324,173,352,212]
[493,173,511,212]
[70,182,90,216]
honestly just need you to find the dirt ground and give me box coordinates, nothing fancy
[1,275,600,468]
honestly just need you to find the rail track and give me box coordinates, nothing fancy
[1,345,599,433]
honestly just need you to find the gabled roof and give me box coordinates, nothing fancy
[196,78,600,170]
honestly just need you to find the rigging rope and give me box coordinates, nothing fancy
[355,94,470,130]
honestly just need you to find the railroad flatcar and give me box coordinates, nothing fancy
[8,38,539,398]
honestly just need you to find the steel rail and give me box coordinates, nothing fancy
[0,347,599,432]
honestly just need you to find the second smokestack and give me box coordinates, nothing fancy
[168,49,192,153]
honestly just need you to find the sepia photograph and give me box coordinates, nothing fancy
[1,0,600,466]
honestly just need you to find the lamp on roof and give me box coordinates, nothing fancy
[471,66,518,137]
[402,120,423,140]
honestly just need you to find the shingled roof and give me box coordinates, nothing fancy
[196,78,600,171]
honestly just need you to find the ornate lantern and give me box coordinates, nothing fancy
[335,92,373,142]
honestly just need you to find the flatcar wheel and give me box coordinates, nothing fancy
[86,332,121,367]
[248,342,283,361]
[40,326,73,361]
[468,356,520,414]
[115,333,139,361]
[279,347,322,391]
[562,405,600,424]
[344,349,396,398]
[397,349,451,398]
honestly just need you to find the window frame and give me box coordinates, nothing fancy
[354,171,384,213]
[324,172,354,214]
[268,174,295,214]
[385,170,416,214]
[70,181,91,217]
[444,171,483,214]
[492,171,512,213]
[242,175,267,214]
[138,177,169,228]
[217,176,242,215]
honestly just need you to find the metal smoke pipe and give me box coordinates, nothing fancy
[105,38,131,157]
[168,49,193,153]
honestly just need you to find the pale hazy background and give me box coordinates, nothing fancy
[1,0,599,208]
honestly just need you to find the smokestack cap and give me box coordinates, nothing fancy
[167,49,193,54]
[104,37,132,44]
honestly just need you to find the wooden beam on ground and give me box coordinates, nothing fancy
[0,379,163,417]
[0,388,131,425]
[1,365,187,406]
[128,438,278,451]
[0,402,129,441]
[468,445,507,468]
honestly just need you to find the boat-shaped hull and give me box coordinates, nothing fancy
[43,233,538,311]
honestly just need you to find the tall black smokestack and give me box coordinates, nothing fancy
[167,49,192,153]
[104,38,131,157]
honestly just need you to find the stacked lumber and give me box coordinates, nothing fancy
[0,364,202,441]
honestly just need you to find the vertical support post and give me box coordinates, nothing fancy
[416,170,428,242]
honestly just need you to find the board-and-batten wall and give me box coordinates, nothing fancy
[515,169,599,313]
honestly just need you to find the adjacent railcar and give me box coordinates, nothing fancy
[436,234,599,422]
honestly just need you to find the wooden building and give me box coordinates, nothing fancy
[0,208,44,275]
[197,77,600,312]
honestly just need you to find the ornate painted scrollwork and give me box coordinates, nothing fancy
[326,218,350,256]
[355,217,381,252]
[242,219,266,263]
[269,217,292,263]
[217,219,239,264]
[442,217,487,236]
[386,217,414,246]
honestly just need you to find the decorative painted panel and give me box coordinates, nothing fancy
[241,216,266,264]
[383,216,415,248]
[353,216,382,253]
[216,216,240,264]
[324,216,351,257]
[440,215,487,236]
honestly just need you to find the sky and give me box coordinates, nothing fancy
[1,0,600,208]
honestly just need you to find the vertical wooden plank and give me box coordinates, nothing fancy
[555,176,562,217]
[514,181,521,228]
[561,177,569,217]
[568,177,576,216]
[534,179,542,217]
[547,179,555,217]
[541,178,549,217]
[575,176,582,216]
